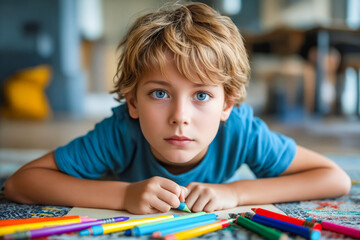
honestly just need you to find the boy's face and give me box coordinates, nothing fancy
[126,58,233,173]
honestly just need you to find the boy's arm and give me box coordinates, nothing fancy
[185,146,351,212]
[4,152,187,214]
[230,145,351,205]
[4,152,129,210]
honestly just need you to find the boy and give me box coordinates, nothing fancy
[4,2,350,215]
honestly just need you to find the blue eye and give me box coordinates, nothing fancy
[151,90,168,99]
[195,92,209,101]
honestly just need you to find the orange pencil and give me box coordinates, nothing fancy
[0,215,81,227]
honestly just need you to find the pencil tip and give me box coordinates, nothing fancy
[239,212,246,217]
[184,207,191,213]
[178,202,191,212]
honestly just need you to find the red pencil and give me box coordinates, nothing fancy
[0,215,81,227]
[251,208,322,231]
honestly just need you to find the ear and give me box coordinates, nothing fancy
[125,94,139,119]
[220,101,233,121]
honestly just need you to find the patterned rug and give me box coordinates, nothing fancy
[0,198,71,219]
[275,155,360,229]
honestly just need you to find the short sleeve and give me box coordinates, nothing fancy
[231,104,296,178]
[240,109,297,178]
[54,106,135,179]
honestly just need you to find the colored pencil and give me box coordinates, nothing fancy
[0,217,94,236]
[132,213,216,236]
[152,219,217,238]
[3,216,128,240]
[252,208,322,230]
[79,214,175,236]
[241,212,321,240]
[124,212,200,236]
[307,217,360,239]
[177,202,191,213]
[134,212,203,229]
[236,216,288,240]
[0,216,81,227]
[128,212,204,236]
[163,219,234,240]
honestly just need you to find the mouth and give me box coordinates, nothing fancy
[164,135,193,146]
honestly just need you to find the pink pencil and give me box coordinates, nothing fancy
[307,217,360,239]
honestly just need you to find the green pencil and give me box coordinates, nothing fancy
[236,216,288,240]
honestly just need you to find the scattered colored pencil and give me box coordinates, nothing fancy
[307,217,360,239]
[130,212,203,234]
[236,216,288,240]
[0,216,94,236]
[163,219,234,240]
[152,219,217,238]
[132,213,216,236]
[240,212,321,240]
[79,214,176,236]
[0,215,81,227]
[129,212,204,236]
[252,208,322,230]
[3,216,128,240]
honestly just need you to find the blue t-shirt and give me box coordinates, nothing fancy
[55,104,296,186]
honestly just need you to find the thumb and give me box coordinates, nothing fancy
[179,186,188,202]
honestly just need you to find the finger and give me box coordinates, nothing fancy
[150,196,173,213]
[203,199,217,213]
[147,206,162,214]
[159,179,183,198]
[191,195,210,213]
[156,188,182,210]
[184,189,199,210]
[179,187,188,202]
[135,201,161,215]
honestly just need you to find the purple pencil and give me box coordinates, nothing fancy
[3,216,129,240]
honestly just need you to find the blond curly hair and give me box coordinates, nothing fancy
[112,2,250,106]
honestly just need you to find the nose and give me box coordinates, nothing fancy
[169,97,191,126]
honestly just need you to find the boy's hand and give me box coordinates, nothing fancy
[184,182,237,213]
[123,176,187,214]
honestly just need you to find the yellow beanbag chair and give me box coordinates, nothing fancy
[1,65,52,119]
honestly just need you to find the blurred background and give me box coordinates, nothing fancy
[0,0,360,173]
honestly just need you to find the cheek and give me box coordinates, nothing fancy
[195,108,222,132]
[137,106,165,136]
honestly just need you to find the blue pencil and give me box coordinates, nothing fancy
[177,202,191,213]
[125,212,204,236]
[152,219,217,238]
[240,212,321,240]
[132,213,217,236]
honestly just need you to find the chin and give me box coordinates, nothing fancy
[162,152,199,165]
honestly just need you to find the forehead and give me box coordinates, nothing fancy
[140,62,220,88]
[140,51,222,87]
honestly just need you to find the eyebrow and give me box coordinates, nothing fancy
[143,80,171,87]
[143,80,218,88]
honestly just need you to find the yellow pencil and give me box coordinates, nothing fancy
[0,215,81,227]
[164,218,234,240]
[0,217,90,236]
[79,214,176,236]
